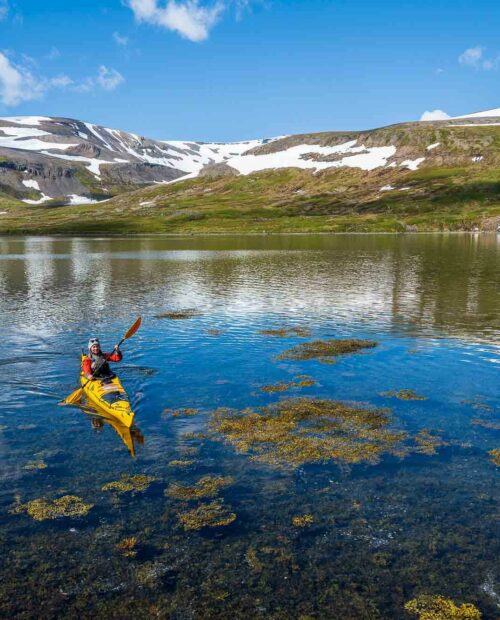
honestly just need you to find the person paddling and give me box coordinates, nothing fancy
[82,338,122,381]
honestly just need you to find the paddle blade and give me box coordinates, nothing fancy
[123,316,142,342]
[62,387,83,406]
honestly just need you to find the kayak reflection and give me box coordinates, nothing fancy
[81,404,144,457]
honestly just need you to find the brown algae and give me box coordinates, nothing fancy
[166,475,233,500]
[259,327,311,338]
[12,495,94,521]
[167,459,195,469]
[471,419,500,430]
[116,537,139,558]
[155,309,200,319]
[404,594,481,619]
[414,430,447,455]
[260,376,317,394]
[177,500,236,530]
[381,389,427,401]
[210,398,407,468]
[489,449,500,466]
[22,460,48,470]
[163,408,199,418]
[292,514,314,527]
[277,339,377,361]
[102,474,156,494]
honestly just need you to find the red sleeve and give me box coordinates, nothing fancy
[105,351,122,362]
[82,357,92,375]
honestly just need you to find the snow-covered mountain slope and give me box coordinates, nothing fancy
[0,109,499,206]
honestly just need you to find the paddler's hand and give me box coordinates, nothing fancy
[114,345,121,354]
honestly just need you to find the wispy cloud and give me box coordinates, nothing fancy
[113,31,129,46]
[459,46,499,71]
[0,52,124,106]
[0,0,9,21]
[47,46,61,60]
[126,0,225,42]
[420,109,450,122]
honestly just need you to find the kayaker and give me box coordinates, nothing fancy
[82,338,122,380]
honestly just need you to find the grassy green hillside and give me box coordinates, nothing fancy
[1,122,500,235]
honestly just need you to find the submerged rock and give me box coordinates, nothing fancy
[277,339,377,361]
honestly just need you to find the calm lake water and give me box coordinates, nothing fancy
[0,234,499,619]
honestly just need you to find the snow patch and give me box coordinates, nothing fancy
[380,185,395,191]
[454,108,500,119]
[23,193,52,205]
[0,211,7,215]
[2,116,52,126]
[68,195,99,205]
[22,179,40,190]
[400,157,425,171]
[40,152,113,177]
[427,142,440,151]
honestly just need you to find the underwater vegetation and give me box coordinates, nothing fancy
[292,514,314,527]
[22,460,47,470]
[414,430,447,455]
[177,500,236,530]
[116,537,138,558]
[471,419,500,430]
[12,495,93,521]
[260,375,317,393]
[155,309,200,319]
[404,594,482,619]
[488,449,500,466]
[163,408,199,418]
[167,459,195,469]
[102,474,156,494]
[166,475,233,500]
[277,338,377,361]
[207,328,222,336]
[258,327,311,338]
[381,389,427,401]
[210,397,409,468]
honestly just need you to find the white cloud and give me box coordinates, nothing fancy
[0,52,45,105]
[96,65,125,90]
[0,52,124,106]
[113,31,129,46]
[126,0,224,42]
[459,46,498,71]
[420,109,451,122]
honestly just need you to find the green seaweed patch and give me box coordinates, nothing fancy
[155,309,200,319]
[381,389,427,401]
[22,460,48,471]
[489,448,500,466]
[404,594,481,619]
[471,419,500,430]
[177,500,236,530]
[277,339,377,361]
[116,537,138,558]
[168,459,195,469]
[166,475,233,500]
[259,327,311,338]
[163,408,199,418]
[413,430,447,455]
[12,495,93,521]
[260,375,317,394]
[102,474,156,494]
[210,398,408,468]
[292,514,314,527]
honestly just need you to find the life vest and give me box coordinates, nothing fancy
[89,352,112,378]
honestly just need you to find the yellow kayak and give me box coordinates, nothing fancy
[80,355,135,428]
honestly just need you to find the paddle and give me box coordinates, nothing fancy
[61,316,142,406]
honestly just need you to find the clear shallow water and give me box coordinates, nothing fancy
[0,234,499,619]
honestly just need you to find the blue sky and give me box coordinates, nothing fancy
[0,0,499,140]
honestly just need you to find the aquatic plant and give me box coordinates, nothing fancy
[163,407,199,418]
[381,389,427,401]
[210,398,407,468]
[277,339,377,361]
[166,475,233,500]
[12,495,93,521]
[245,547,263,572]
[102,474,156,494]
[260,376,317,394]
[488,449,500,466]
[116,537,138,558]
[471,419,500,430]
[167,459,195,469]
[177,500,236,530]
[404,594,481,619]
[259,327,311,338]
[292,514,314,527]
[414,430,447,455]
[22,460,47,470]
[207,328,222,336]
[177,446,200,456]
[155,309,200,319]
